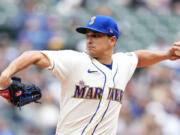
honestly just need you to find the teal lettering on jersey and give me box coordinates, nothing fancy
[73,85,123,103]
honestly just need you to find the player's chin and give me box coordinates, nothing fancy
[87,50,97,58]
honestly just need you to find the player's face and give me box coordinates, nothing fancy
[86,30,115,59]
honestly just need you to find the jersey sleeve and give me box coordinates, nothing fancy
[115,52,138,82]
[41,50,81,81]
[124,52,138,81]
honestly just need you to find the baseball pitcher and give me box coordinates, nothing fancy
[0,15,180,135]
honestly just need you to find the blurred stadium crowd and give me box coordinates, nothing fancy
[0,0,180,135]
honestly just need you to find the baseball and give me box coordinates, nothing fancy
[175,51,180,56]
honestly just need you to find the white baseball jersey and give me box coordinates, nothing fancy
[41,50,138,135]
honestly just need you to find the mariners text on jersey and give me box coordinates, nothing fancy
[73,84,124,103]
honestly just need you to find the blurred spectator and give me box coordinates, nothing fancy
[129,0,145,9]
[56,0,84,16]
[18,17,51,50]
[0,116,13,135]
[171,0,180,15]
[144,0,171,14]
[47,36,64,50]
[94,4,113,16]
[148,37,179,68]
[148,36,169,50]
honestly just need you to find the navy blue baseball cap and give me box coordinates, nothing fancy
[76,15,120,39]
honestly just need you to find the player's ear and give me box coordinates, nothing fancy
[109,36,117,47]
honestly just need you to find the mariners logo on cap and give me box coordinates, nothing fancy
[89,16,96,25]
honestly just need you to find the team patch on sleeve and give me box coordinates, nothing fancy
[125,52,133,56]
